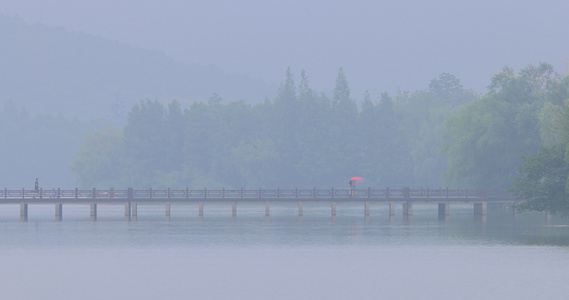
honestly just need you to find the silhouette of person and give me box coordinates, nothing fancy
[34,178,40,198]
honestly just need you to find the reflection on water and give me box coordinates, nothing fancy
[0,203,567,248]
[0,203,568,300]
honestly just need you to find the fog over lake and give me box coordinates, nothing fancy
[2,1,569,299]
[0,204,569,300]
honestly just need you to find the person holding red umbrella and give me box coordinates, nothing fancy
[349,177,362,197]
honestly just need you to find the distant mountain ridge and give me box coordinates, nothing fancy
[0,15,275,121]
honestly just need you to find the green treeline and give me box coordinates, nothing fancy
[510,68,569,215]
[70,67,476,189]
[443,63,563,187]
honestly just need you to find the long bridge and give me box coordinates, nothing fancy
[0,187,519,221]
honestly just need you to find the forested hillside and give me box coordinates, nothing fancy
[0,15,274,121]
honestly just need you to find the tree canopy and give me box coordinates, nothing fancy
[70,68,475,189]
[442,63,556,187]
[511,74,569,215]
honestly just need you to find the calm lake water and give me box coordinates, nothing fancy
[0,202,568,300]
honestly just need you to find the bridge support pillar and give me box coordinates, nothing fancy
[364,202,370,216]
[90,203,97,221]
[403,201,412,216]
[131,202,137,218]
[438,203,449,220]
[474,202,487,216]
[265,202,270,216]
[165,202,170,217]
[389,202,395,216]
[199,202,203,217]
[298,202,303,216]
[20,203,28,221]
[232,201,237,217]
[512,202,519,220]
[331,202,336,216]
[55,203,62,221]
[124,202,131,218]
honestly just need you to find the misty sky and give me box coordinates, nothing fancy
[3,0,569,100]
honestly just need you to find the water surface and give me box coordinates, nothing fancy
[0,203,567,299]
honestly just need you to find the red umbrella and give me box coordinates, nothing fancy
[351,177,362,181]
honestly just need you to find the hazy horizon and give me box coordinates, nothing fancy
[4,0,569,100]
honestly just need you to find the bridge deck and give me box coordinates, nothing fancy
[0,187,520,221]
[1,187,516,203]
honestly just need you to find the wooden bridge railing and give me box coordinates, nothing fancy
[1,187,514,200]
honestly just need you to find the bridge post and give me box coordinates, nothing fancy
[298,201,303,216]
[124,201,131,219]
[331,202,336,216]
[90,203,97,221]
[403,202,413,216]
[402,187,412,216]
[125,188,132,219]
[199,202,203,217]
[265,201,270,216]
[474,202,487,216]
[389,202,395,216]
[166,188,171,217]
[55,203,62,221]
[20,203,28,221]
[512,201,519,219]
[438,203,449,220]
[131,202,137,219]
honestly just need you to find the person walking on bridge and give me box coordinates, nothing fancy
[350,177,362,197]
[34,178,40,198]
